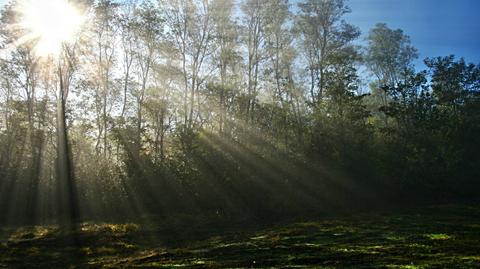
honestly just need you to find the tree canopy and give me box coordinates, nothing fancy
[0,0,479,226]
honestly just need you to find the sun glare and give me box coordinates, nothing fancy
[18,0,85,57]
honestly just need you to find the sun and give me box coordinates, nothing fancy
[17,0,85,57]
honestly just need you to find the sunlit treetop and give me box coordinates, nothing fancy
[15,0,85,57]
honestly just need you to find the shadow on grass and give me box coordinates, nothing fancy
[1,204,479,268]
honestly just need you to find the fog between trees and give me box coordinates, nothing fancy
[0,0,479,226]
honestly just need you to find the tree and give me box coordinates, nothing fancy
[210,0,239,134]
[0,3,47,225]
[89,0,120,157]
[162,0,215,153]
[54,42,82,229]
[119,0,138,119]
[240,0,272,123]
[132,0,163,155]
[426,55,480,108]
[296,0,359,105]
[364,23,418,120]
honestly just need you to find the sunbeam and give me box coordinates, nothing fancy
[0,0,478,267]
[15,0,84,57]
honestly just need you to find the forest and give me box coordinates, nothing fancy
[0,0,479,268]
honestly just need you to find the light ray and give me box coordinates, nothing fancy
[15,0,85,57]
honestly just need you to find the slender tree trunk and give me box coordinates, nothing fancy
[121,55,132,118]
[56,66,79,231]
[103,78,108,158]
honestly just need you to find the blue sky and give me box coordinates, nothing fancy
[1,0,479,68]
[344,0,480,68]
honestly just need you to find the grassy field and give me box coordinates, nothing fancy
[1,204,479,268]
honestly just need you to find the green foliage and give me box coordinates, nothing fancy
[0,0,479,226]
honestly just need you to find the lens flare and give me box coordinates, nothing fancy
[17,0,85,56]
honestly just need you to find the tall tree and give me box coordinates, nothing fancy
[241,0,266,122]
[132,0,163,155]
[119,0,138,119]
[364,23,418,117]
[210,0,239,134]
[296,0,359,105]
[90,0,119,157]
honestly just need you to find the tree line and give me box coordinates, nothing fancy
[0,0,479,226]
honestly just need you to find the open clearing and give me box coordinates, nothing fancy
[1,204,479,268]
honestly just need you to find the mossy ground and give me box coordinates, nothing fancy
[1,204,479,268]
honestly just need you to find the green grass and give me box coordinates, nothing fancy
[1,204,480,268]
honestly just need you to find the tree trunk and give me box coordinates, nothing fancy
[56,66,79,231]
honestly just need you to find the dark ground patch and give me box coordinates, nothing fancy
[1,204,479,268]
